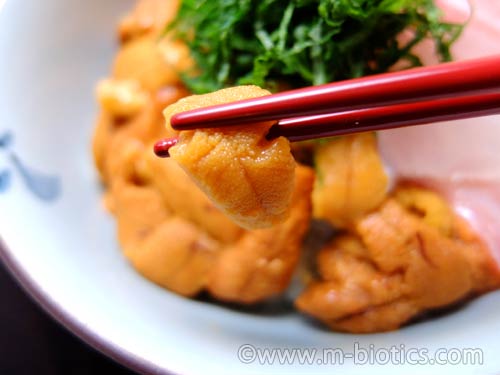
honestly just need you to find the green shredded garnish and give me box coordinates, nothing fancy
[170,0,463,94]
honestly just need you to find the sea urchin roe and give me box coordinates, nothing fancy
[164,86,296,229]
[97,79,148,118]
[113,35,184,91]
[118,0,180,42]
[312,133,389,229]
[296,192,500,333]
[394,186,453,236]
[207,165,315,303]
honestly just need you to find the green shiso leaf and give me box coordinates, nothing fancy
[169,0,464,94]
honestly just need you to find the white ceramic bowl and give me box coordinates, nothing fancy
[1,1,500,374]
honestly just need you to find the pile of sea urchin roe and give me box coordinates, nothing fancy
[93,0,314,303]
[92,0,500,333]
[163,84,500,332]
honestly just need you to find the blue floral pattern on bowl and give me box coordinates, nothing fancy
[0,130,61,201]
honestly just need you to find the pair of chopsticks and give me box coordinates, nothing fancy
[154,55,500,157]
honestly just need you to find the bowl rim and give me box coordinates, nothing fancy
[0,236,178,375]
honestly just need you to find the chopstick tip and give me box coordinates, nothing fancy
[154,137,179,158]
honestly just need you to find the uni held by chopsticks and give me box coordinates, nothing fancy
[154,55,500,158]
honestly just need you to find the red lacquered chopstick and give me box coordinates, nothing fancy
[270,91,500,142]
[153,90,500,157]
[153,55,500,158]
[170,55,500,130]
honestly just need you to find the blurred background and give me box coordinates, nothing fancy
[0,262,135,374]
